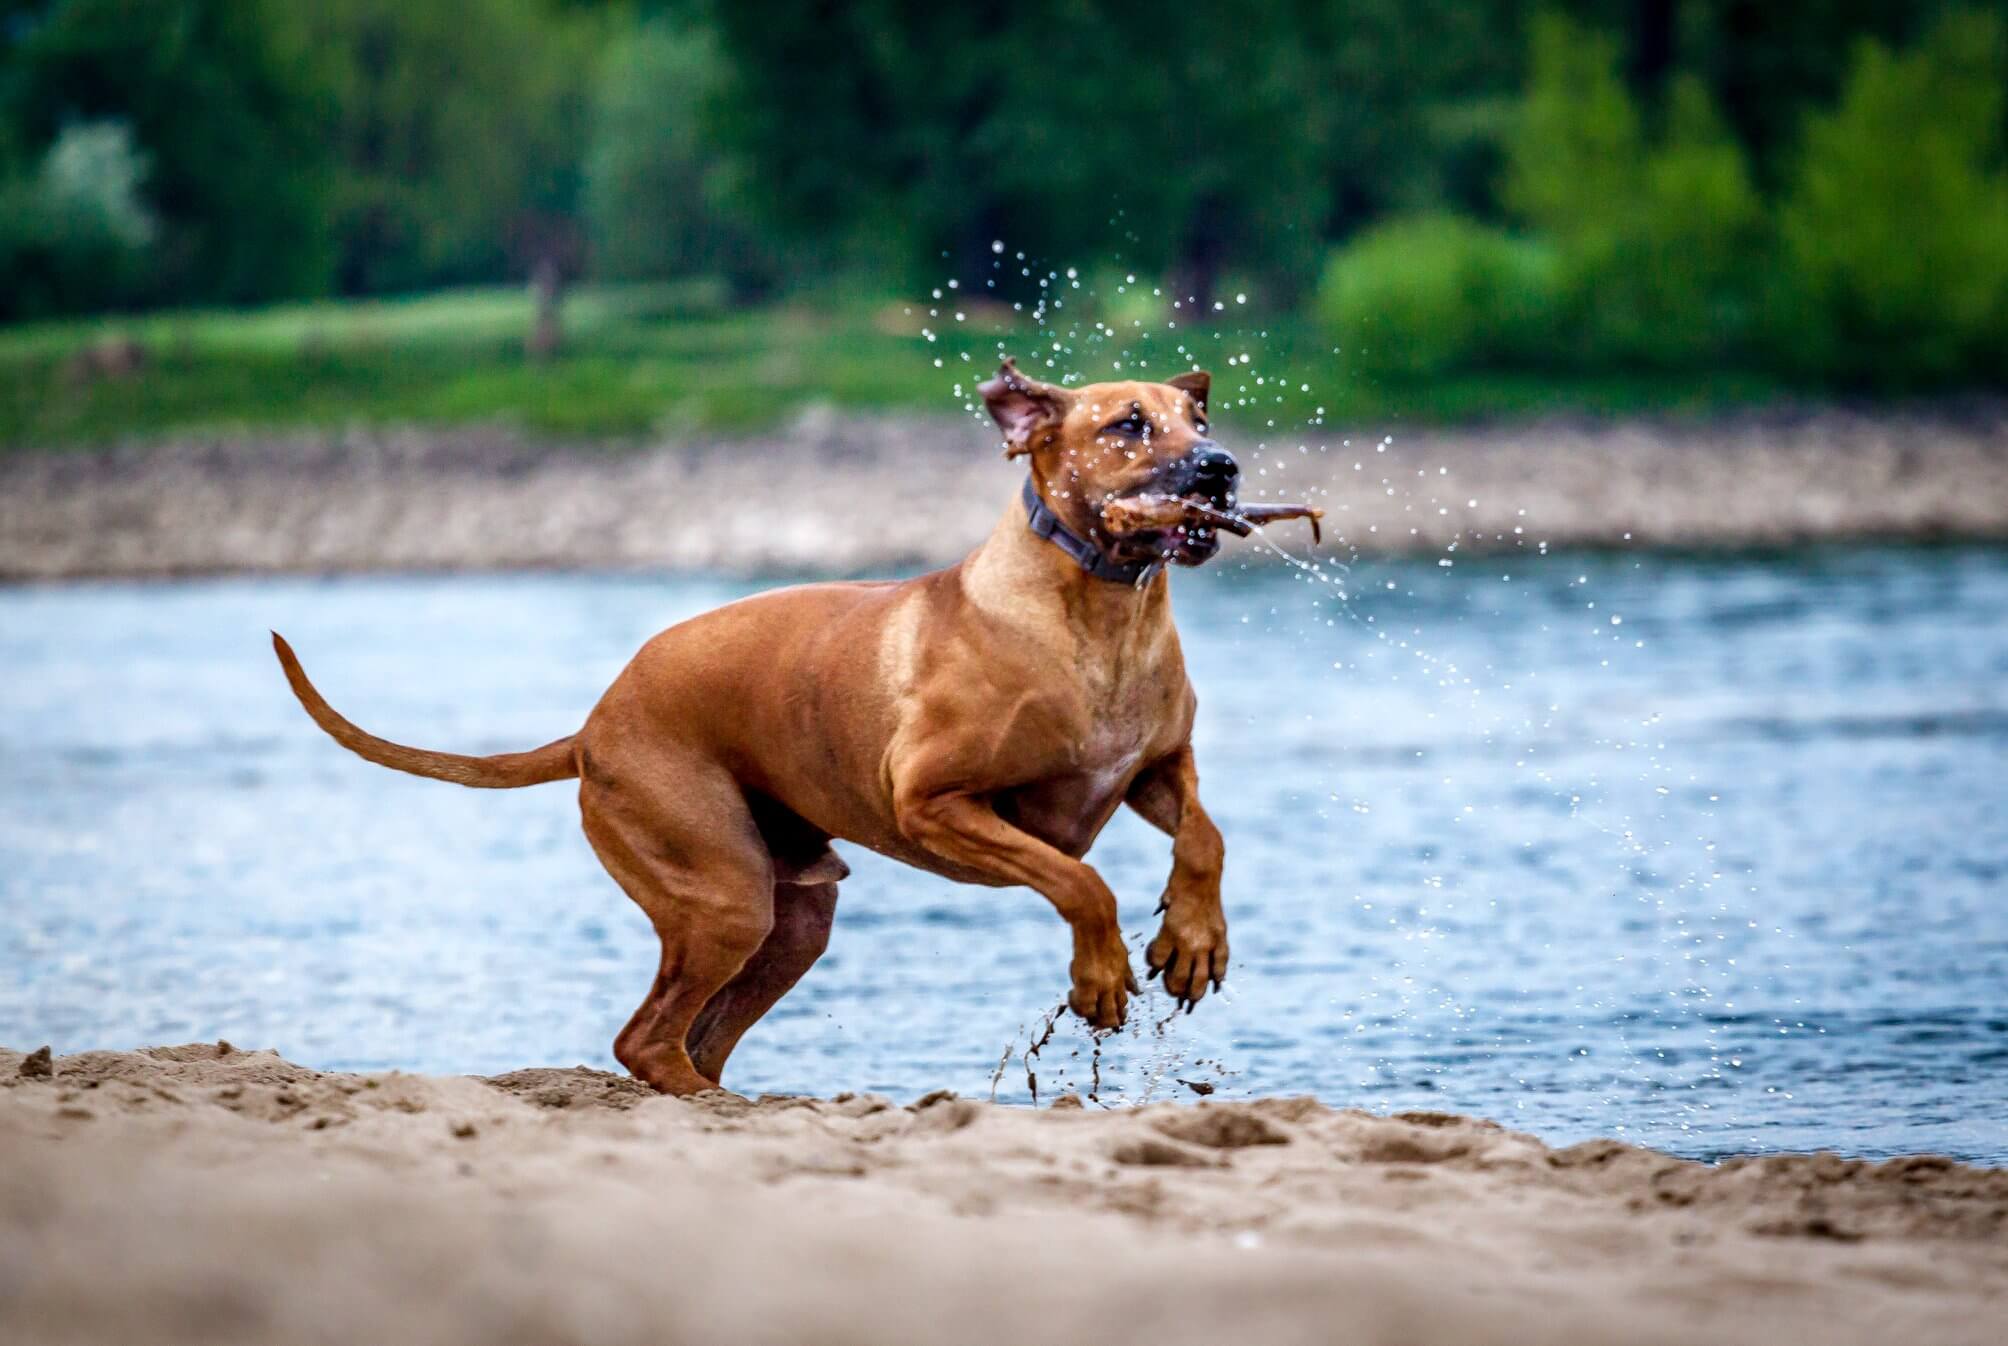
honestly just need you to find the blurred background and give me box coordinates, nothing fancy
[2,0,2006,438]
[2,2,2005,1163]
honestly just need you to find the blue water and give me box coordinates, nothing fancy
[2,547,2004,1163]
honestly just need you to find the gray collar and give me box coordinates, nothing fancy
[1022,476,1163,586]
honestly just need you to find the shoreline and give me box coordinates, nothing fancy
[3,404,2006,580]
[3,1043,2005,1346]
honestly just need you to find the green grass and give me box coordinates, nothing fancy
[0,282,1793,447]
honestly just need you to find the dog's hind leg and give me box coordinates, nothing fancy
[578,766,776,1096]
[687,880,839,1086]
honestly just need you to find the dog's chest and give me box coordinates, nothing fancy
[1002,690,1168,858]
[1070,718,1152,800]
[976,592,1188,857]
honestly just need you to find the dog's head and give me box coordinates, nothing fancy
[980,357,1236,567]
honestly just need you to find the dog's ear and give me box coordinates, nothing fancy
[980,357,1070,458]
[1166,369,1210,415]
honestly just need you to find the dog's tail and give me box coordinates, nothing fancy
[271,633,578,789]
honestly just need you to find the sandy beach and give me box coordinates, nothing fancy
[3,404,2006,579]
[2,1043,2002,1346]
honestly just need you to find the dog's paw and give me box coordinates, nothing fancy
[1067,938,1136,1031]
[1145,902,1228,1013]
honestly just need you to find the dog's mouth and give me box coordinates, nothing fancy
[1100,491,1325,566]
[1101,491,1228,567]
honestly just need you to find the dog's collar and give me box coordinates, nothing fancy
[1022,476,1163,586]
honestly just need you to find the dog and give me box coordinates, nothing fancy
[275,359,1242,1095]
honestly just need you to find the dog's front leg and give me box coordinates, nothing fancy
[893,785,1137,1030]
[1127,745,1229,1010]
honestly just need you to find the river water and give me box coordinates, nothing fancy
[3,545,2004,1162]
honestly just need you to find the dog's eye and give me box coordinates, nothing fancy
[1103,415,1149,438]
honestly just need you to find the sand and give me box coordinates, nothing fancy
[3,403,2006,579]
[2,1044,2002,1345]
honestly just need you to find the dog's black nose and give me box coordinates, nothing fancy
[1189,443,1238,498]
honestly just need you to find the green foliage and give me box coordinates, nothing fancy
[1503,13,1641,242]
[695,0,1342,302]
[3,0,338,305]
[1504,14,1762,367]
[984,0,1334,305]
[1666,0,1985,176]
[1311,2,1529,226]
[1315,214,1557,375]
[34,120,155,250]
[1624,81,1766,359]
[308,0,597,294]
[0,121,159,318]
[2,0,2004,395]
[582,19,770,291]
[691,3,996,286]
[1080,270,1175,334]
[1774,9,2008,384]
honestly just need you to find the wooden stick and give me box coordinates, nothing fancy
[1102,495,1324,546]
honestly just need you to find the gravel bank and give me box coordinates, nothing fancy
[3,404,2004,579]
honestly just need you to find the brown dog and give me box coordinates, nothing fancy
[275,359,1242,1095]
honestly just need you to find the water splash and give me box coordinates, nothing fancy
[924,242,1780,1144]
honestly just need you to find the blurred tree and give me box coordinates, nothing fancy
[1309,1,1534,231]
[2,0,338,304]
[1505,12,1759,366]
[694,2,1002,287]
[582,16,771,292]
[983,0,1333,310]
[696,0,1341,307]
[308,0,597,296]
[1774,9,2008,383]
[691,0,1578,309]
[1503,12,1641,242]
[1672,0,1996,182]
[1621,78,1764,362]
[0,119,157,317]
[1315,212,1557,374]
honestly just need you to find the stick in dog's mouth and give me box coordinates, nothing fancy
[1101,493,1325,547]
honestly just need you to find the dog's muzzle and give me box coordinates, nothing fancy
[1131,441,1239,567]
[1174,441,1239,507]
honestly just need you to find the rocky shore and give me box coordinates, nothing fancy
[3,404,2005,580]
